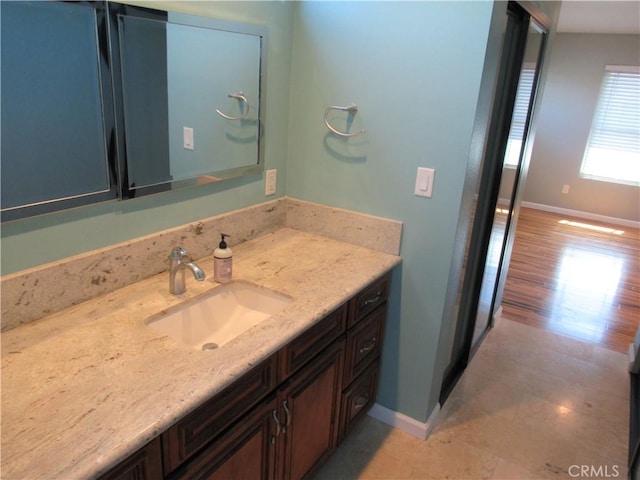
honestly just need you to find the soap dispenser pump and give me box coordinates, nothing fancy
[214,233,232,283]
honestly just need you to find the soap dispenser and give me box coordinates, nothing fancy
[214,233,232,283]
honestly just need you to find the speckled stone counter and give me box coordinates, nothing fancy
[1,228,401,479]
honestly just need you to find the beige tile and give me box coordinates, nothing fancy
[577,362,631,400]
[572,411,629,464]
[444,373,523,423]
[405,437,499,480]
[492,419,578,478]
[315,446,416,480]
[514,393,585,439]
[576,384,629,426]
[515,369,585,412]
[591,344,629,371]
[491,457,539,480]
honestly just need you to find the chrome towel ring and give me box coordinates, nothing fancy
[323,104,365,138]
[216,92,249,120]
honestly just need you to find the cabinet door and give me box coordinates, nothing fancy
[276,339,345,480]
[172,396,278,480]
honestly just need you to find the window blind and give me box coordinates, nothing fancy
[581,66,640,185]
[504,68,535,167]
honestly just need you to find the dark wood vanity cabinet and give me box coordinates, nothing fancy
[173,338,345,480]
[97,437,163,480]
[339,274,389,441]
[102,273,391,480]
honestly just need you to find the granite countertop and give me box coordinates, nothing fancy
[1,228,401,480]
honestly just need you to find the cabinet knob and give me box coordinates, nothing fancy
[353,394,369,412]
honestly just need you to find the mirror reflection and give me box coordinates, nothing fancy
[116,9,264,194]
[472,21,545,346]
[0,1,267,221]
[1,1,117,220]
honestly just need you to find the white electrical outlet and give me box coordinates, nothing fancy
[265,169,277,196]
[562,184,570,194]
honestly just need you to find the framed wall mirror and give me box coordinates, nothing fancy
[109,3,267,199]
[0,1,267,221]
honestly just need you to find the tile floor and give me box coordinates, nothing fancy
[316,317,630,479]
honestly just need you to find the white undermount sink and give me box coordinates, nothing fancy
[146,281,291,351]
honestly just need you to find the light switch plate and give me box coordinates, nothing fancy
[183,127,194,150]
[415,167,434,198]
[265,169,277,196]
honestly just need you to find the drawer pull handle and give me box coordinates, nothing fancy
[359,338,376,354]
[271,409,281,444]
[362,292,382,307]
[282,400,291,434]
[353,394,369,411]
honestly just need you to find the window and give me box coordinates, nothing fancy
[580,66,640,186]
[504,67,536,168]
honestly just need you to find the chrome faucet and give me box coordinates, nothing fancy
[169,247,206,295]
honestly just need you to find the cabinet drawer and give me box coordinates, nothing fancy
[343,306,385,388]
[162,354,278,474]
[339,361,379,442]
[349,274,389,328]
[279,304,347,380]
[169,395,278,480]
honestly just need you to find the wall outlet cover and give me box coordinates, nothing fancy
[265,169,277,196]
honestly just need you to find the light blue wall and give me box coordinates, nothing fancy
[286,1,496,421]
[1,1,294,275]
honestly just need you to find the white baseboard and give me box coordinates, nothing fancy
[521,201,640,229]
[367,402,440,440]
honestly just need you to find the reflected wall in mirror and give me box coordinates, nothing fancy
[0,1,267,221]
[1,1,118,222]
[111,3,266,199]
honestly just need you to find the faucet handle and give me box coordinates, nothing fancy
[169,246,188,260]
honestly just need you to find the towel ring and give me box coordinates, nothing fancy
[324,104,365,138]
[216,92,249,121]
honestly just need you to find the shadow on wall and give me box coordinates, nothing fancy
[376,264,404,411]
[322,134,368,163]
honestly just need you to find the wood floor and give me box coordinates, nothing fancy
[501,207,640,354]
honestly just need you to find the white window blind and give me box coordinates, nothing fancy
[580,65,640,186]
[504,67,535,167]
